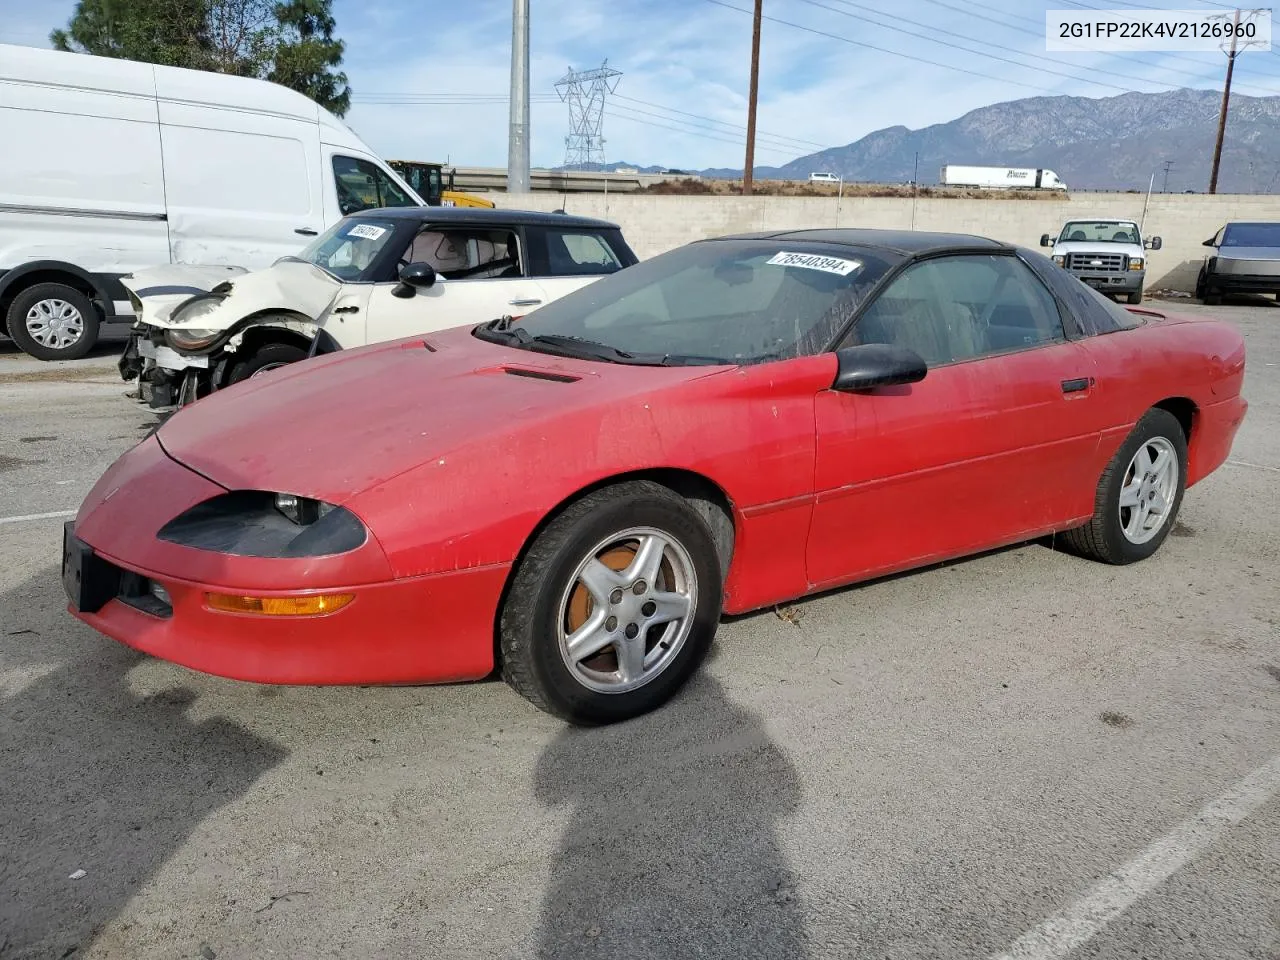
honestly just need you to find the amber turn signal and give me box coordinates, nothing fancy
[205,592,354,616]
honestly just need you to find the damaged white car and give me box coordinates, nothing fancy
[119,208,638,408]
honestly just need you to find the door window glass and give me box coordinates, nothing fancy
[847,254,1065,365]
[404,229,521,280]
[333,156,416,215]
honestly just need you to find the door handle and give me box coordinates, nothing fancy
[332,305,359,314]
[1061,377,1093,394]
[508,298,542,306]
[295,227,319,236]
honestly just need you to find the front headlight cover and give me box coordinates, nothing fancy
[1052,254,1066,266]
[157,491,367,558]
[165,295,226,350]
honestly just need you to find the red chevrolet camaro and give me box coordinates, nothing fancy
[64,229,1247,724]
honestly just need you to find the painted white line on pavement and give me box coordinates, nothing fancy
[0,510,76,525]
[1227,459,1280,474]
[991,753,1280,960]
[0,664,59,700]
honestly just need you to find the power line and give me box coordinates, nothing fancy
[605,99,819,152]
[697,0,1072,94]
[602,106,797,158]
[809,0,1194,94]
[612,94,828,150]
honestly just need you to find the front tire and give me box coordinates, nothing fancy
[226,342,308,384]
[500,481,723,724]
[5,283,100,360]
[1126,286,1143,305]
[1061,408,1187,565]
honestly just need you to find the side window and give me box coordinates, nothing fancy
[542,229,625,276]
[332,155,416,215]
[846,254,1065,366]
[404,228,521,280]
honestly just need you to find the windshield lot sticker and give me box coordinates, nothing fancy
[767,252,861,276]
[347,224,387,241]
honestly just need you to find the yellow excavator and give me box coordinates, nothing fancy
[389,161,495,208]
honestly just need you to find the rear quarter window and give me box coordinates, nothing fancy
[1017,246,1144,336]
[527,227,632,277]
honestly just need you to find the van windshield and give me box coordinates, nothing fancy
[296,217,399,281]
[1059,222,1140,244]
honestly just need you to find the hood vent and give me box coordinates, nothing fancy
[502,366,580,383]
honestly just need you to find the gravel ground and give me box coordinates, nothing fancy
[1,301,1277,960]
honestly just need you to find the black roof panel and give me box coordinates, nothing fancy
[352,206,621,230]
[711,227,1008,256]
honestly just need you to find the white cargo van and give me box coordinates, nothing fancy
[0,43,423,360]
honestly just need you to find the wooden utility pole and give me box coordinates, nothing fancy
[1208,8,1241,195]
[742,0,763,195]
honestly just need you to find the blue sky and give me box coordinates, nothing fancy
[7,1,1280,169]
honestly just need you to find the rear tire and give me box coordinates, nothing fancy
[226,342,307,384]
[5,283,100,360]
[1060,408,1187,565]
[499,480,723,724]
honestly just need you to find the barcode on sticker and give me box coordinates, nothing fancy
[347,224,387,241]
[766,252,861,276]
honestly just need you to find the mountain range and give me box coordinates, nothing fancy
[566,88,1280,193]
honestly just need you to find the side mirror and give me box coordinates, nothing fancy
[392,261,437,299]
[1202,238,1216,247]
[831,344,927,393]
[1040,233,1053,247]
[1146,236,1162,250]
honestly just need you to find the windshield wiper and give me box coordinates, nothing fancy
[475,323,639,364]
[473,321,733,367]
[275,254,339,280]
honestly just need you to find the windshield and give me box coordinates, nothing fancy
[1058,222,1140,244]
[1222,222,1280,247]
[296,217,400,281]
[490,240,897,365]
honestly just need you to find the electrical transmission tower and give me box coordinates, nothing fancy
[555,61,622,170]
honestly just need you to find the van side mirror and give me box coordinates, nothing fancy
[392,262,437,299]
[1146,236,1162,250]
[1040,233,1053,247]
[831,344,927,393]
[1202,238,1216,247]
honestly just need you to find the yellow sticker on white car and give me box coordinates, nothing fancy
[767,252,861,276]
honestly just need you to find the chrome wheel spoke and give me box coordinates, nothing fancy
[646,590,690,626]
[577,558,620,607]
[623,533,669,585]
[615,637,646,683]
[565,607,614,663]
[1119,478,1143,509]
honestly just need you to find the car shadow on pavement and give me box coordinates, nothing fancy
[532,657,811,959]
[0,565,288,960]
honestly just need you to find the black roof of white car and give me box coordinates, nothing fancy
[353,207,622,230]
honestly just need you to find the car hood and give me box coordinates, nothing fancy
[1051,241,1144,257]
[154,326,731,504]
[1216,246,1280,261]
[124,260,342,330]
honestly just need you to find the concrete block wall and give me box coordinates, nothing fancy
[496,191,1280,291]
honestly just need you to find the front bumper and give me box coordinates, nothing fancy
[1068,270,1144,293]
[1205,271,1280,296]
[64,526,507,685]
[64,436,508,684]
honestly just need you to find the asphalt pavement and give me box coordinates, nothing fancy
[1,301,1277,960]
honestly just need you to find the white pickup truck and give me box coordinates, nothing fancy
[1039,219,1161,304]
